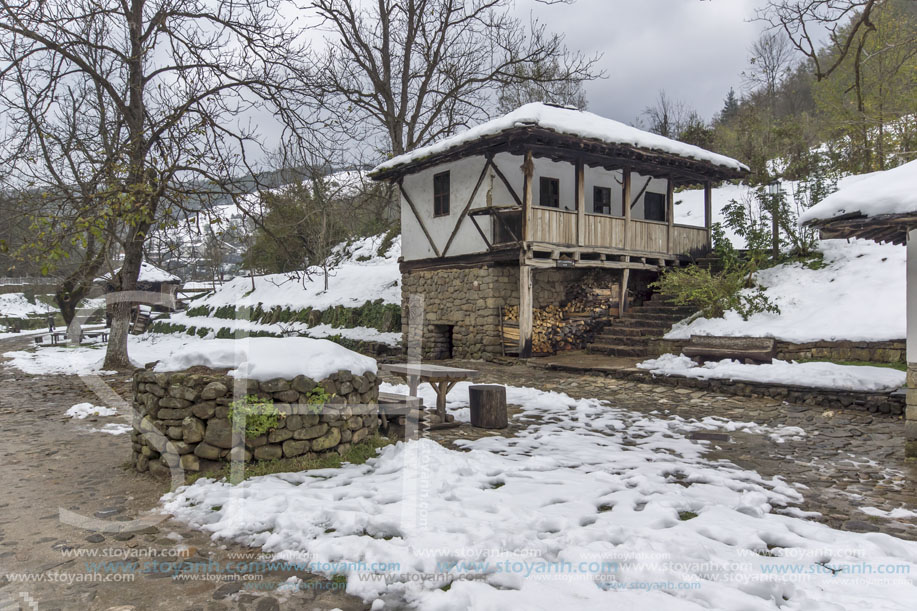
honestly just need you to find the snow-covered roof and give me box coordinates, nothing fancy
[800,160,917,224]
[372,103,749,175]
[99,261,181,284]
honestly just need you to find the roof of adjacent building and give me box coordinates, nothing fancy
[98,261,182,284]
[370,103,749,181]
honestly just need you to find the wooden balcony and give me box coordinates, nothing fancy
[528,206,709,259]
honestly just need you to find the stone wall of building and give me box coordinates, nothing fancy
[401,263,612,359]
[130,368,379,477]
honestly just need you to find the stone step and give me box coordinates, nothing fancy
[613,319,673,331]
[622,311,690,322]
[597,326,661,339]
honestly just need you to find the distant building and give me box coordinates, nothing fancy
[371,103,748,359]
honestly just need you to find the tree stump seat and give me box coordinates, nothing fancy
[469,385,508,429]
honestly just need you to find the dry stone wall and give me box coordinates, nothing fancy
[130,367,379,477]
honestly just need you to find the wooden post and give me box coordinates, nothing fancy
[519,262,533,358]
[618,268,630,317]
[704,181,713,248]
[622,168,632,250]
[522,152,534,243]
[666,176,675,254]
[575,159,585,246]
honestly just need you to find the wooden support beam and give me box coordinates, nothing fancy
[704,181,713,247]
[519,263,533,358]
[622,168,632,250]
[666,176,675,254]
[522,152,534,244]
[576,158,585,246]
[399,181,442,258]
[619,268,630,317]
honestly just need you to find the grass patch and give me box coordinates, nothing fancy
[796,358,906,372]
[185,434,394,485]
[678,511,699,521]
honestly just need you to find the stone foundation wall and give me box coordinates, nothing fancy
[651,338,906,364]
[402,263,620,360]
[130,368,379,477]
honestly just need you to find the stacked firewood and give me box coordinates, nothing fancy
[504,292,613,354]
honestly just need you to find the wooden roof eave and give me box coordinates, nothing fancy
[802,211,917,245]
[370,126,748,185]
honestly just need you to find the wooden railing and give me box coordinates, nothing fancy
[527,207,708,256]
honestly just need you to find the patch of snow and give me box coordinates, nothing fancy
[638,354,904,392]
[801,159,917,223]
[666,238,905,342]
[93,423,132,435]
[152,336,377,381]
[162,383,917,609]
[373,103,747,174]
[98,261,181,284]
[66,402,117,419]
[860,507,917,520]
[0,293,52,318]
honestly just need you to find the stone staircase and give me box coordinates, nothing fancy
[586,294,696,358]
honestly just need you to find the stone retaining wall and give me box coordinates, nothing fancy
[907,363,917,458]
[538,362,905,416]
[650,338,906,364]
[130,368,380,477]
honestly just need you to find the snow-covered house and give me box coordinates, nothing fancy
[97,261,183,329]
[370,103,748,358]
[801,159,917,457]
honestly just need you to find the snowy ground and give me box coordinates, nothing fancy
[638,354,905,392]
[665,238,904,343]
[161,383,917,610]
[192,234,401,311]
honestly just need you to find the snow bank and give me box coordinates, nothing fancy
[0,293,51,318]
[801,159,917,223]
[152,336,377,381]
[373,103,747,174]
[194,234,401,311]
[162,382,917,609]
[638,354,904,392]
[66,403,117,419]
[666,238,905,342]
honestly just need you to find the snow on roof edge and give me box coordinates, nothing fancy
[800,160,917,225]
[371,103,749,176]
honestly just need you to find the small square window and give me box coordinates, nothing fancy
[593,186,612,215]
[539,177,560,208]
[433,171,450,217]
[644,192,667,222]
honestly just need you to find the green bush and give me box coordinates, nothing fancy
[186,305,212,317]
[228,395,282,439]
[651,266,779,321]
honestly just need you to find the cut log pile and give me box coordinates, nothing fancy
[503,284,619,354]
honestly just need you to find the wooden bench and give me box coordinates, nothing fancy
[682,335,777,364]
[378,392,424,434]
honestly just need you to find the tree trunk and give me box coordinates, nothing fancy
[103,231,145,370]
[54,287,79,327]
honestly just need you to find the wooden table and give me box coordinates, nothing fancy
[380,363,478,421]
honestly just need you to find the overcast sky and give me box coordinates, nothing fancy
[519,0,771,124]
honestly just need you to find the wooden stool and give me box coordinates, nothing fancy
[469,385,508,429]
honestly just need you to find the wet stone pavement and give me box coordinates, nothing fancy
[1,335,915,611]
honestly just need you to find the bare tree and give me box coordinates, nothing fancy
[0,0,310,369]
[743,31,796,109]
[642,90,691,139]
[307,0,601,157]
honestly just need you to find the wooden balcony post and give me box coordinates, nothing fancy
[704,180,713,248]
[666,176,675,254]
[522,151,534,243]
[519,262,533,358]
[575,159,585,246]
[622,167,631,250]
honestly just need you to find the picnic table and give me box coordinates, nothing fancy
[40,329,109,345]
[380,363,478,422]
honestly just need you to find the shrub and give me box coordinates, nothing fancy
[228,395,282,439]
[186,305,212,317]
[651,266,779,321]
